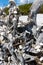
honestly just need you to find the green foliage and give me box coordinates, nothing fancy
[4,7,9,15]
[19,4,32,15]
[38,5,43,13]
